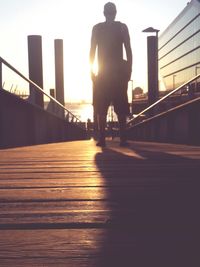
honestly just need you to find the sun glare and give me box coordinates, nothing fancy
[91,60,99,76]
[1,0,182,105]
[80,103,94,121]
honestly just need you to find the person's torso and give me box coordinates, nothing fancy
[95,21,124,73]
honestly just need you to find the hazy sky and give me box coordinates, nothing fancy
[0,0,188,102]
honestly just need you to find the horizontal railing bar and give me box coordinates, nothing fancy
[133,93,200,127]
[0,56,81,123]
[127,73,200,126]
[162,61,200,78]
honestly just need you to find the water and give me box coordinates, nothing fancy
[65,103,118,123]
[65,103,94,122]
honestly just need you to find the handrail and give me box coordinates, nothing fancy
[0,56,83,125]
[127,73,200,126]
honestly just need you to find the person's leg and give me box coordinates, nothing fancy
[96,114,107,146]
[117,114,128,146]
[112,78,129,146]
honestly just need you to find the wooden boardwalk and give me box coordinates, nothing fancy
[0,139,199,267]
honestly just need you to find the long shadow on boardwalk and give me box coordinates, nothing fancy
[94,143,199,267]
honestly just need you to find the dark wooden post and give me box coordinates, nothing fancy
[50,88,55,98]
[28,35,44,108]
[147,35,159,107]
[54,39,65,106]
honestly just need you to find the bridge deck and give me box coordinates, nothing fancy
[0,139,199,266]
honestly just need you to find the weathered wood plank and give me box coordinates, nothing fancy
[0,228,196,267]
[0,139,199,266]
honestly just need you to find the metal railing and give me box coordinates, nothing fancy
[127,73,200,127]
[0,56,85,128]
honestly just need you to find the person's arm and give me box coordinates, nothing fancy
[122,24,132,79]
[89,26,97,80]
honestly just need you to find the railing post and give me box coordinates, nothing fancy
[28,35,44,108]
[54,39,65,118]
[188,83,194,99]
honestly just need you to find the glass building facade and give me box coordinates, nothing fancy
[159,0,200,91]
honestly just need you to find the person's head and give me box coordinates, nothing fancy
[103,2,117,21]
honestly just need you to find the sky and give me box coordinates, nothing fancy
[0,0,189,103]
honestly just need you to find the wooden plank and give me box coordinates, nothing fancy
[0,228,196,267]
[0,186,161,202]
[0,139,199,266]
